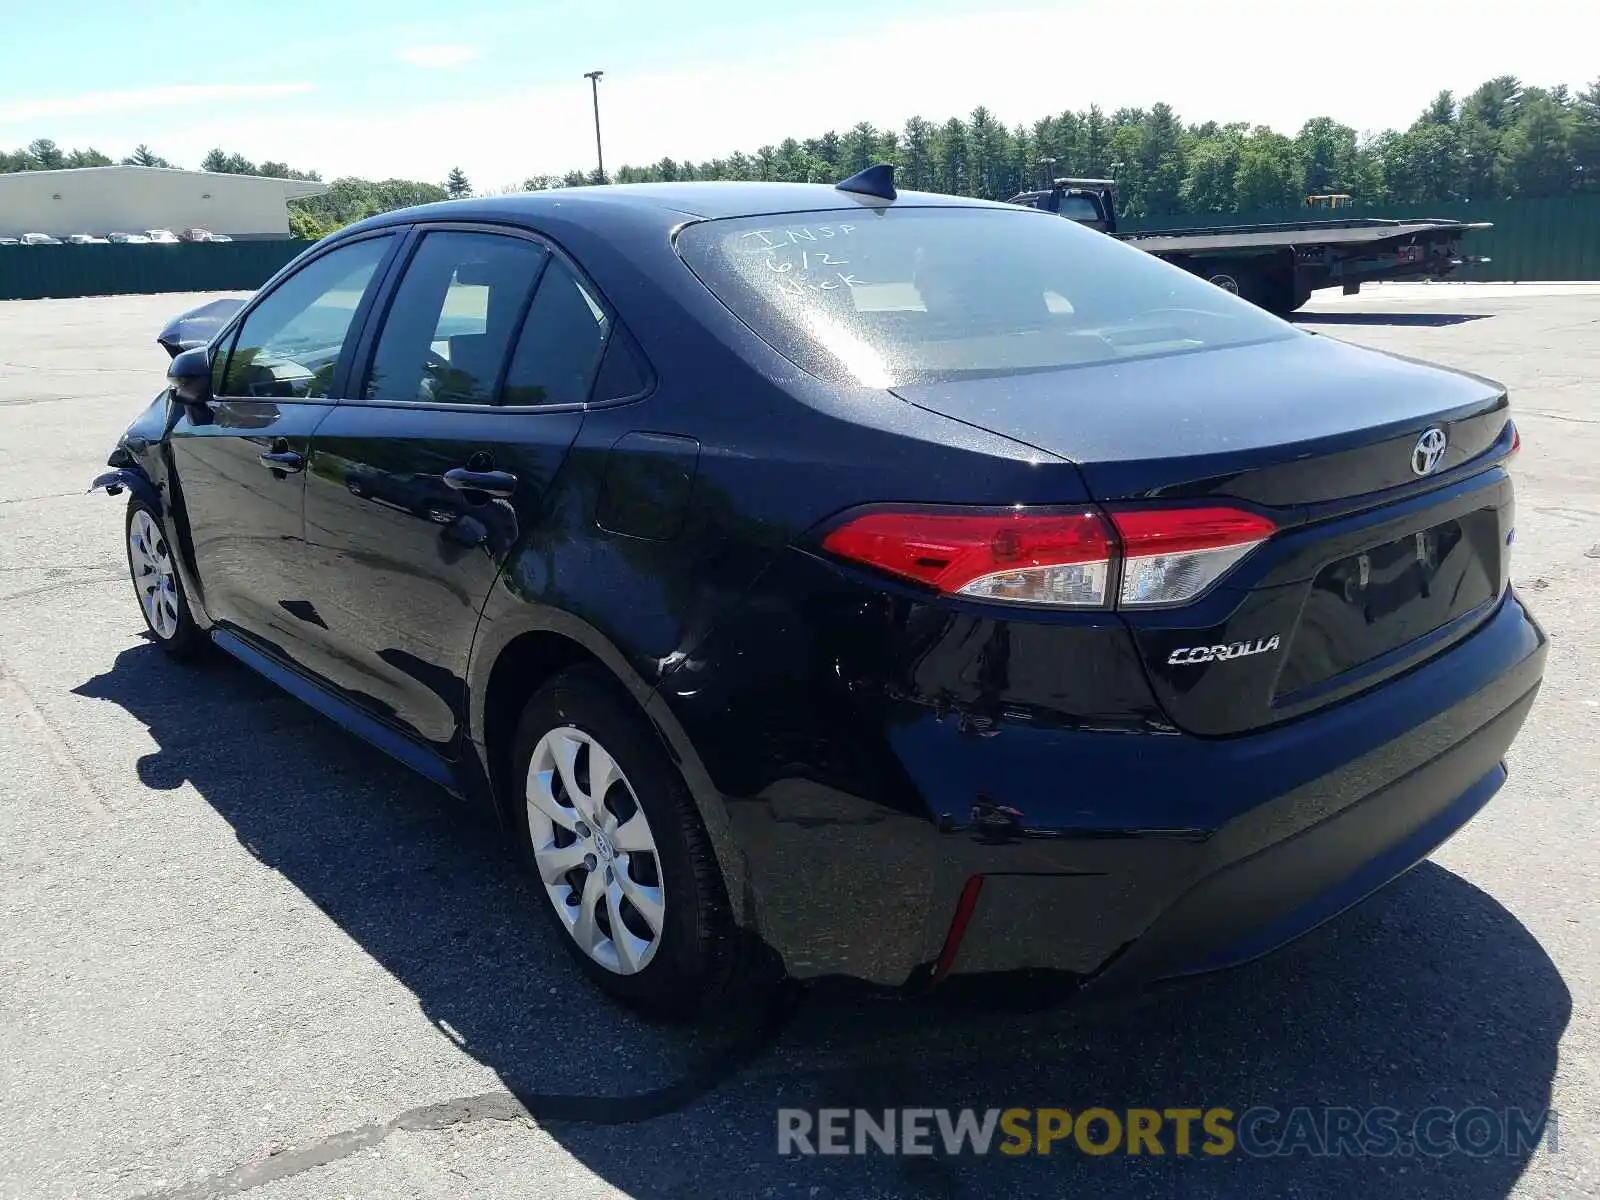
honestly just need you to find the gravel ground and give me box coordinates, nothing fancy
[0,283,1595,1199]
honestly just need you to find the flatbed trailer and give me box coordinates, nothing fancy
[1007,179,1492,314]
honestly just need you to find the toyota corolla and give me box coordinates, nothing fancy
[93,167,1545,1019]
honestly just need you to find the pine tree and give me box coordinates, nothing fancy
[122,144,174,168]
[27,138,65,169]
[900,118,935,191]
[201,148,256,174]
[1081,105,1109,177]
[935,118,967,195]
[446,166,472,198]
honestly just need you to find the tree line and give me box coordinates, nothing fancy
[5,73,1596,240]
[0,140,320,178]
[576,74,1600,216]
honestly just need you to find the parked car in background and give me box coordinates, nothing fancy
[108,232,153,244]
[66,234,110,245]
[20,233,63,245]
[145,229,181,244]
[179,227,233,243]
[0,237,19,246]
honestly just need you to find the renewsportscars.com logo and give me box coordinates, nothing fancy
[777,1106,1556,1159]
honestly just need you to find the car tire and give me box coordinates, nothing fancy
[125,498,207,660]
[510,665,757,1022]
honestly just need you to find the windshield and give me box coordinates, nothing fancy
[676,207,1296,387]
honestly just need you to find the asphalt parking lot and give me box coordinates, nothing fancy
[0,282,1596,1200]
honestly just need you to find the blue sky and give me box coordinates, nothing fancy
[1,0,1592,189]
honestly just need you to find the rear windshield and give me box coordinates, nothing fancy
[1056,195,1105,222]
[676,207,1296,387]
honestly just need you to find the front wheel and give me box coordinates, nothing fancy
[125,499,207,659]
[511,666,759,1021]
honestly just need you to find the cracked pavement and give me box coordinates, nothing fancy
[0,284,1596,1199]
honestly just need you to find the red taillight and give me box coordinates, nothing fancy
[820,508,1115,607]
[1109,506,1277,608]
[1508,423,1521,459]
[1108,507,1278,556]
[821,503,1275,609]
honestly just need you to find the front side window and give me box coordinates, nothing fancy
[365,231,548,405]
[676,207,1297,388]
[220,235,392,399]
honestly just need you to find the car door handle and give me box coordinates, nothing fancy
[258,450,305,473]
[443,468,517,498]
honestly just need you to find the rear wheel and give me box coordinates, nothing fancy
[125,499,206,659]
[511,666,755,1021]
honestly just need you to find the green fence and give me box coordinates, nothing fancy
[0,240,313,302]
[1120,196,1600,282]
[3,197,1597,300]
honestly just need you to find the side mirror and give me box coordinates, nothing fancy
[168,346,213,408]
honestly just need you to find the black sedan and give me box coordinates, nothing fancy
[95,167,1545,1019]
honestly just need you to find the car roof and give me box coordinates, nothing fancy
[352,181,1019,234]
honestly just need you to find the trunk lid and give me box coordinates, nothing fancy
[892,334,1517,736]
[891,333,1508,504]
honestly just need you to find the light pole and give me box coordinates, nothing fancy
[584,70,605,183]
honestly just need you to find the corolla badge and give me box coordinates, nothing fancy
[1167,635,1281,666]
[1411,427,1448,477]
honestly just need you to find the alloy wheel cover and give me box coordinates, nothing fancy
[129,510,180,640]
[525,726,666,974]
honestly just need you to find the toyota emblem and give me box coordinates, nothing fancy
[1411,427,1448,477]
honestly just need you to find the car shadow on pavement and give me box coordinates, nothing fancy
[1293,312,1494,327]
[77,643,1568,1200]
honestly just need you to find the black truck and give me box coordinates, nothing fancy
[1007,178,1491,314]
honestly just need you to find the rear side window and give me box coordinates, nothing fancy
[221,235,392,398]
[365,231,548,405]
[676,208,1295,387]
[502,259,610,407]
[590,326,651,401]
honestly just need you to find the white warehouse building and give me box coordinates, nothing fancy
[0,166,328,240]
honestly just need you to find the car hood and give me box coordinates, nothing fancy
[156,296,248,358]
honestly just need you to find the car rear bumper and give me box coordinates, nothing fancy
[950,696,1530,991]
[690,584,1545,989]
[924,588,1545,989]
